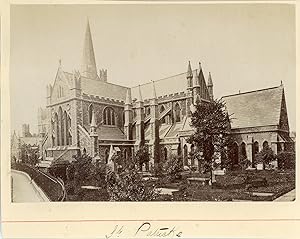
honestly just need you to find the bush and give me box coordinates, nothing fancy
[162,154,183,182]
[105,165,159,201]
[255,146,275,168]
[277,151,295,170]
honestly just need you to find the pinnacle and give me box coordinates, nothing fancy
[125,88,132,104]
[187,61,193,79]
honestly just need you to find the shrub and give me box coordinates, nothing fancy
[162,154,183,182]
[277,151,295,170]
[105,165,159,201]
[255,146,275,168]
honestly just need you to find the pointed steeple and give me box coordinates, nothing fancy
[137,85,143,102]
[125,88,132,105]
[151,81,157,99]
[186,61,193,79]
[81,19,98,79]
[208,72,213,86]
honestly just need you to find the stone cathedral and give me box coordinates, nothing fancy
[37,21,294,169]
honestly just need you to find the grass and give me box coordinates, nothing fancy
[158,169,295,201]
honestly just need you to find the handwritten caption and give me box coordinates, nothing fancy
[105,222,183,238]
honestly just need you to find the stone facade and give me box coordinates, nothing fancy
[37,20,294,170]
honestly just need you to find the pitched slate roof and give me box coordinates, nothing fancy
[222,86,284,129]
[63,71,128,101]
[20,136,40,146]
[96,126,126,140]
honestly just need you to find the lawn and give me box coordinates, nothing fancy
[158,169,295,201]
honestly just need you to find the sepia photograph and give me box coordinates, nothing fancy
[9,3,296,203]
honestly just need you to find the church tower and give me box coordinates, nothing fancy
[81,20,98,80]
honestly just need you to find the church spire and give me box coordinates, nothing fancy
[81,19,98,80]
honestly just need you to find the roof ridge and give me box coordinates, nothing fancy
[222,85,282,98]
[131,70,196,89]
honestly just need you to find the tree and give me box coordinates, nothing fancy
[188,99,233,179]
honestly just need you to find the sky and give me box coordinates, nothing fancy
[10,4,296,134]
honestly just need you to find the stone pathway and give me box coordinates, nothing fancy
[274,189,295,202]
[11,170,49,202]
[157,188,179,195]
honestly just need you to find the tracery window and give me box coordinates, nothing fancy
[103,107,116,125]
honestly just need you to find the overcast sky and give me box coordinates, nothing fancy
[10,4,295,134]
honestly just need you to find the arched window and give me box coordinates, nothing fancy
[59,107,64,146]
[160,105,166,124]
[252,141,259,165]
[190,144,195,166]
[105,148,109,164]
[67,114,72,145]
[146,107,150,115]
[183,144,188,166]
[177,144,181,156]
[263,141,269,149]
[241,142,247,160]
[88,104,94,124]
[54,113,59,146]
[174,103,181,122]
[231,142,239,165]
[51,119,55,146]
[103,107,116,125]
[164,147,168,161]
[64,111,68,145]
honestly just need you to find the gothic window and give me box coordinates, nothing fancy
[55,113,59,146]
[105,148,109,164]
[164,147,168,161]
[183,144,188,166]
[146,107,150,115]
[190,144,195,166]
[59,107,64,146]
[240,142,247,160]
[174,103,181,122]
[263,141,269,149]
[103,107,116,125]
[160,105,166,124]
[88,104,94,124]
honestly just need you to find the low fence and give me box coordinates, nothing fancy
[12,163,66,202]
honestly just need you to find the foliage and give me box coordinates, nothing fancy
[255,146,275,168]
[135,145,150,169]
[277,151,295,170]
[20,143,39,166]
[188,99,233,173]
[105,152,159,201]
[162,154,183,182]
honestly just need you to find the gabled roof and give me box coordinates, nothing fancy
[222,85,284,129]
[131,71,193,101]
[63,72,129,101]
